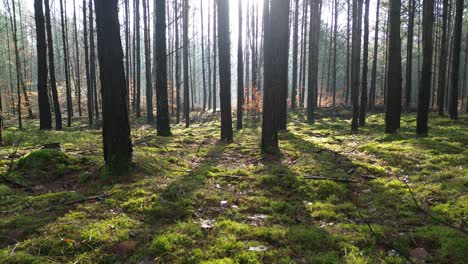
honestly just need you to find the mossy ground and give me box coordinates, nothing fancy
[0,110,466,263]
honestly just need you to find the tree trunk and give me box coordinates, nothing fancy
[369,0,380,110]
[34,0,52,130]
[345,0,351,104]
[135,0,141,118]
[44,0,62,130]
[417,0,434,135]
[89,0,99,122]
[155,0,171,136]
[405,0,416,110]
[359,0,370,126]
[217,0,234,142]
[94,0,133,175]
[237,0,244,129]
[143,0,153,124]
[261,0,289,153]
[175,0,181,123]
[291,0,299,111]
[385,0,402,134]
[60,0,73,127]
[183,0,190,127]
[212,0,218,112]
[449,0,463,120]
[332,0,338,106]
[201,0,207,112]
[73,0,82,117]
[84,0,93,126]
[351,0,363,132]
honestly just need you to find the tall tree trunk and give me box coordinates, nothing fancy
[291,0,299,111]
[201,0,207,112]
[135,0,141,118]
[332,0,338,106]
[307,0,321,123]
[345,0,351,104]
[89,0,99,122]
[34,0,52,130]
[417,0,434,135]
[237,0,244,129]
[84,0,93,126]
[94,0,132,175]
[18,1,33,119]
[261,0,289,153]
[60,0,73,127]
[359,0,370,126]
[369,0,380,110]
[385,0,402,133]
[73,0,82,117]
[143,0,153,124]
[44,0,62,130]
[212,0,218,112]
[175,0,181,123]
[449,0,463,120]
[405,0,416,110]
[351,0,363,132]
[155,0,171,136]
[125,0,130,110]
[217,0,233,142]
[207,0,212,109]
[183,0,190,127]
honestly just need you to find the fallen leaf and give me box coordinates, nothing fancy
[114,240,137,257]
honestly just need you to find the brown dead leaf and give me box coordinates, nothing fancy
[114,240,137,257]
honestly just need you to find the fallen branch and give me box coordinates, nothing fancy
[393,173,468,235]
[303,176,359,183]
[39,192,115,213]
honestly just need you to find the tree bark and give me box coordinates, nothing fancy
[34,0,52,130]
[369,0,380,110]
[201,0,207,112]
[237,0,244,129]
[94,0,133,175]
[351,0,363,132]
[212,0,218,112]
[291,0,299,111]
[143,0,153,124]
[359,0,370,126]
[183,0,190,127]
[44,0,62,130]
[155,0,171,136]
[417,0,434,135]
[385,0,402,134]
[73,0,82,117]
[405,0,416,110]
[83,0,93,126]
[217,0,234,142]
[449,0,463,120]
[60,0,73,127]
[261,0,289,153]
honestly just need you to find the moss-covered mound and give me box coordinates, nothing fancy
[16,149,78,181]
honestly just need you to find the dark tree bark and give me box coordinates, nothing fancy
[405,0,416,110]
[307,0,321,123]
[369,0,380,110]
[83,0,93,125]
[212,0,218,113]
[237,0,244,129]
[155,0,171,136]
[34,0,52,130]
[449,0,463,120]
[73,0,82,117]
[201,0,207,112]
[135,0,141,118]
[183,0,190,127]
[345,0,351,104]
[351,0,363,132]
[261,0,289,153]
[385,0,402,134]
[143,0,153,124]
[416,0,434,135]
[60,0,73,127]
[332,0,338,106]
[125,0,130,109]
[44,0,62,130]
[89,0,99,122]
[94,0,132,175]
[217,0,234,142]
[291,0,299,111]
[175,0,181,123]
[359,0,370,126]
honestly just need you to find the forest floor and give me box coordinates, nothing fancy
[0,109,467,263]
